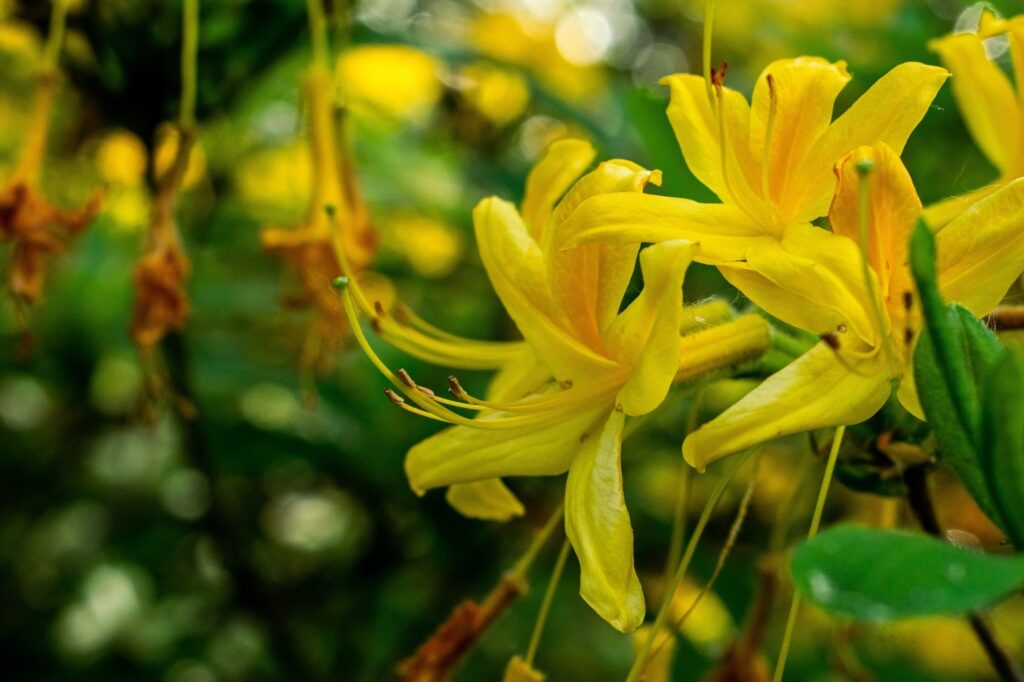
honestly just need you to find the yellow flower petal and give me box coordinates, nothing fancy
[473,197,617,382]
[558,193,762,264]
[544,160,657,346]
[485,346,551,402]
[405,406,605,493]
[830,143,921,302]
[683,343,892,470]
[749,58,851,221]
[565,409,644,632]
[929,32,1020,175]
[520,138,595,239]
[936,177,1024,316]
[660,74,763,215]
[607,240,697,416]
[896,370,925,420]
[802,62,948,220]
[723,223,881,346]
[923,184,1000,230]
[446,479,525,521]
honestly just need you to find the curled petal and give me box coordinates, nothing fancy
[446,479,525,522]
[683,342,892,470]
[607,240,697,416]
[565,409,645,632]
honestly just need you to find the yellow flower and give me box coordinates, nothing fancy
[96,129,147,186]
[925,11,1024,227]
[336,45,442,122]
[683,143,1024,469]
[560,60,946,348]
[337,139,770,631]
[459,61,530,128]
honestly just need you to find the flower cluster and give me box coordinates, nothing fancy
[339,7,1024,639]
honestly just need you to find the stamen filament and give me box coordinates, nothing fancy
[854,160,897,367]
[772,425,846,682]
[626,450,755,682]
[702,0,718,105]
[338,283,614,429]
[524,538,571,667]
[761,74,778,202]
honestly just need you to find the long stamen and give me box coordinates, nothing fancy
[854,160,897,366]
[324,207,525,370]
[335,278,613,429]
[761,73,777,201]
[702,0,718,105]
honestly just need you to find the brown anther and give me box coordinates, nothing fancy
[837,323,848,333]
[902,291,913,310]
[384,388,406,405]
[448,376,469,400]
[765,73,776,96]
[396,368,417,388]
[821,332,840,350]
[370,317,383,334]
[904,327,914,344]
[560,380,574,390]
[711,62,729,91]
[416,385,436,398]
[374,300,386,316]
[392,302,412,326]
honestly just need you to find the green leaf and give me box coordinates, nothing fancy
[792,525,1024,621]
[909,221,977,435]
[981,349,1024,549]
[910,220,1005,526]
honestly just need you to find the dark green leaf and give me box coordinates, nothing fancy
[981,349,1024,549]
[792,525,1024,620]
[910,220,1005,526]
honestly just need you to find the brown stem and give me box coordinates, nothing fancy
[985,307,1024,331]
[902,465,1023,682]
[394,571,527,682]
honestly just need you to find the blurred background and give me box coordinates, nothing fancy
[2,0,1023,680]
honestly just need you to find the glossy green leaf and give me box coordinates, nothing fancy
[981,349,1024,549]
[911,220,1005,527]
[792,526,1024,620]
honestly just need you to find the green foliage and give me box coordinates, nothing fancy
[909,221,1015,535]
[980,349,1024,548]
[791,525,1024,621]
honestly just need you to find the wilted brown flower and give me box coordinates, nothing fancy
[0,179,102,304]
[262,66,377,373]
[0,70,102,305]
[131,125,194,348]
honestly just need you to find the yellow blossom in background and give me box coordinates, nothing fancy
[336,44,442,122]
[459,62,530,128]
[631,625,677,682]
[389,214,464,278]
[0,19,40,62]
[925,11,1024,228]
[96,130,147,185]
[669,579,736,653]
[471,12,604,102]
[234,142,313,217]
[153,125,205,189]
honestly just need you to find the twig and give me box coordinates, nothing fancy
[394,505,564,682]
[903,465,1023,682]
